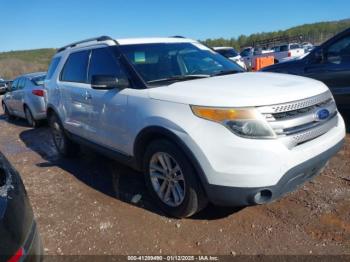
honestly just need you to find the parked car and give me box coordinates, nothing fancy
[302,42,314,53]
[2,72,47,127]
[240,46,274,69]
[262,28,350,111]
[45,36,345,218]
[272,43,305,63]
[212,47,247,69]
[0,151,43,261]
[0,81,7,95]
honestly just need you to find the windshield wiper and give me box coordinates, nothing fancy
[147,75,210,84]
[211,70,241,77]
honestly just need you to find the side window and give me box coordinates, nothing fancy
[17,78,25,90]
[326,36,350,64]
[46,57,61,80]
[88,47,126,83]
[11,79,19,91]
[61,50,90,83]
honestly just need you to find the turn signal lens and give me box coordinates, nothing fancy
[191,106,258,122]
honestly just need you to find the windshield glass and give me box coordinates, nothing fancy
[32,75,46,86]
[119,42,244,84]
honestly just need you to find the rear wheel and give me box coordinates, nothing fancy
[49,113,80,157]
[2,102,14,120]
[24,106,38,127]
[143,139,207,218]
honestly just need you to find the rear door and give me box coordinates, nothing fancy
[59,50,91,137]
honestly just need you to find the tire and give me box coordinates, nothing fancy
[24,106,39,128]
[49,113,80,157]
[143,139,207,218]
[2,102,14,120]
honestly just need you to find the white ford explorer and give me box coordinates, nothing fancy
[45,36,346,218]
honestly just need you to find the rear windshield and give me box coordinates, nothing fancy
[216,48,239,58]
[32,75,46,86]
[290,44,301,49]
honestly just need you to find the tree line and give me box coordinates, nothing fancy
[202,19,350,50]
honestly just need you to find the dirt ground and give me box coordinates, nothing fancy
[0,104,349,256]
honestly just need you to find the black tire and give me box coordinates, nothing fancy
[2,102,14,120]
[143,139,207,218]
[49,113,80,157]
[24,106,39,128]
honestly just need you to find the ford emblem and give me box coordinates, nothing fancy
[315,108,330,121]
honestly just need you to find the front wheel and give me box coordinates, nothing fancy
[143,139,207,218]
[49,113,80,157]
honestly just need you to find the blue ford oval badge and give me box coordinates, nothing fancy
[315,108,330,121]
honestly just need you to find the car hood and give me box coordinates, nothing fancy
[148,72,329,107]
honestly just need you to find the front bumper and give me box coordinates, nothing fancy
[205,139,344,206]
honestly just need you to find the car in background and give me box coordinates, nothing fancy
[0,81,7,95]
[302,42,314,53]
[2,72,46,127]
[213,47,247,69]
[272,43,305,63]
[240,46,274,69]
[0,151,43,261]
[262,28,350,111]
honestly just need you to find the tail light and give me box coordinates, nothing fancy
[32,90,44,97]
[8,248,24,262]
[288,51,291,57]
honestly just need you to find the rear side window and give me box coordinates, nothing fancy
[61,50,90,83]
[46,57,61,80]
[88,47,126,83]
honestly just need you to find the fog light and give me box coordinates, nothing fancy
[254,190,272,204]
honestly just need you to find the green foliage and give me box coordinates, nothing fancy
[202,19,350,50]
[0,49,56,79]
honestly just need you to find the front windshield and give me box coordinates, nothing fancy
[119,42,244,84]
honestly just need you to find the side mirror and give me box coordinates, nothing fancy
[91,75,129,90]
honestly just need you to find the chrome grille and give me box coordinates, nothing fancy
[258,91,338,148]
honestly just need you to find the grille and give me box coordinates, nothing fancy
[258,91,338,147]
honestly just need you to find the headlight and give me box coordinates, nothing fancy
[191,106,276,139]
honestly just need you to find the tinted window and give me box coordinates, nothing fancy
[326,36,350,64]
[46,57,61,80]
[216,48,239,58]
[17,78,25,90]
[88,48,126,83]
[290,44,300,49]
[61,50,90,83]
[279,45,288,52]
[11,79,19,91]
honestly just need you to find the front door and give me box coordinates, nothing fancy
[305,35,350,110]
[86,47,128,152]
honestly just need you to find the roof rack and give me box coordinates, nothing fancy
[56,35,115,53]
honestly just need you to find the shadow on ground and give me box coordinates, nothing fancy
[18,126,240,220]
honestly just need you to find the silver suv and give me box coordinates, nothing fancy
[45,36,345,218]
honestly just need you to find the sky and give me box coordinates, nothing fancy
[0,0,350,52]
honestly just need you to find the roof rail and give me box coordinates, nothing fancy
[56,35,115,53]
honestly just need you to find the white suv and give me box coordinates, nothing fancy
[45,36,346,218]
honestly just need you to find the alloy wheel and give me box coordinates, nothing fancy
[149,152,186,207]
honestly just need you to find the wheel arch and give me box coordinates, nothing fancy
[133,126,209,187]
